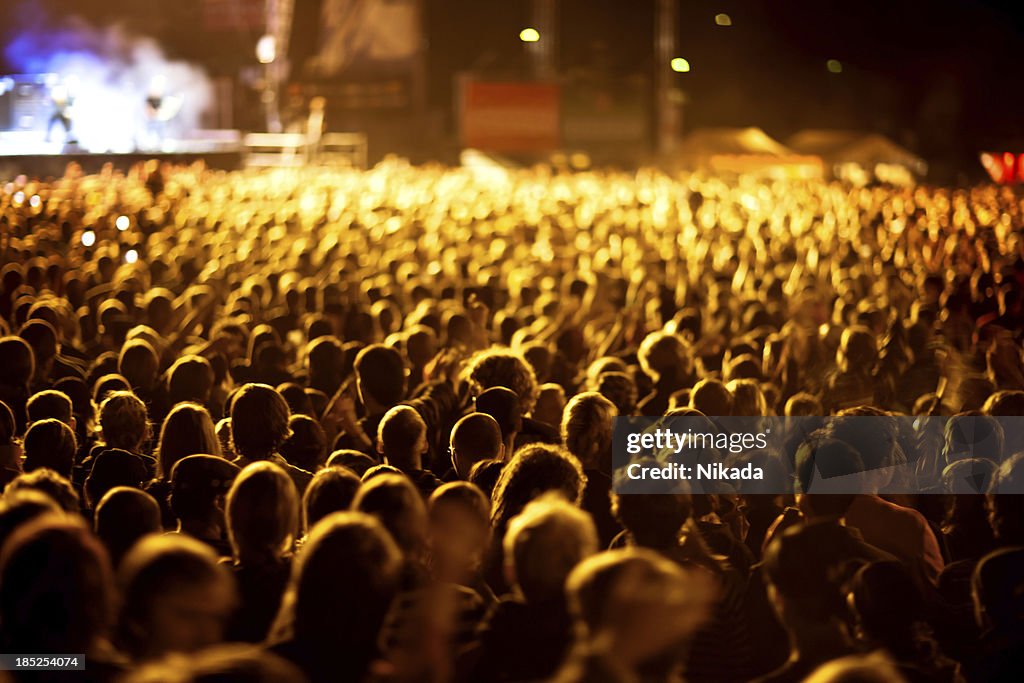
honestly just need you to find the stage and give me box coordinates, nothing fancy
[0,129,246,177]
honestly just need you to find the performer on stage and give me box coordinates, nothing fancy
[46,81,77,145]
[141,75,182,151]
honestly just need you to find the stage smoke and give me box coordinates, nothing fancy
[4,15,214,153]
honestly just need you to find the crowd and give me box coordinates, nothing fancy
[0,158,1022,683]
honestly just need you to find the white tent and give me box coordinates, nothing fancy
[677,127,822,178]
[787,130,927,183]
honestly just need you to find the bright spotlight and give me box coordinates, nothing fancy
[81,230,96,247]
[827,59,843,73]
[124,249,139,264]
[13,191,24,205]
[29,195,41,208]
[519,28,540,43]
[116,215,130,231]
[256,35,277,64]
[715,13,732,26]
[671,57,691,73]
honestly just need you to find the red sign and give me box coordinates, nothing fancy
[461,81,561,152]
[981,152,1024,184]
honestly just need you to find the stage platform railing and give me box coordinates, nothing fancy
[317,132,368,168]
[242,132,307,167]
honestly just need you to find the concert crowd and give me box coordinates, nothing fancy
[0,159,1023,682]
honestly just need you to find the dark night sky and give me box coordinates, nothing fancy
[2,0,1024,159]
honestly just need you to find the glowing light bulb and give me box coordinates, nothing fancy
[124,249,139,264]
[81,230,96,247]
[29,195,41,208]
[715,13,732,26]
[519,28,540,42]
[116,215,130,231]
[671,57,691,73]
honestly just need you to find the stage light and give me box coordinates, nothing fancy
[81,230,96,247]
[12,191,24,205]
[116,215,130,231]
[124,249,139,264]
[519,28,541,43]
[715,13,732,26]
[256,35,277,64]
[671,57,691,73]
[827,59,843,73]
[29,195,41,208]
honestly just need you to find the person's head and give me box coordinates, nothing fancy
[533,383,567,427]
[987,451,1024,543]
[279,414,328,472]
[230,384,291,460]
[690,378,733,416]
[848,561,924,656]
[26,389,73,428]
[275,513,401,678]
[18,319,57,380]
[838,326,878,373]
[450,412,503,479]
[326,449,377,477]
[727,378,768,416]
[972,547,1024,632]
[785,392,822,417]
[0,401,14,446]
[93,373,131,405]
[377,405,427,472]
[23,418,76,478]
[119,338,160,391]
[5,468,81,513]
[982,389,1024,417]
[475,386,523,449]
[565,548,712,670]
[794,437,865,499]
[802,653,909,683]
[353,344,406,411]
[120,644,306,683]
[226,461,299,564]
[491,443,586,531]
[94,487,162,568]
[466,348,538,412]
[596,371,639,417]
[157,402,221,479]
[763,522,863,631]
[117,534,237,661]
[85,447,149,509]
[638,331,692,385]
[427,481,491,584]
[0,336,34,388]
[303,465,361,531]
[167,355,215,406]
[306,336,345,395]
[611,473,692,549]
[504,494,597,604]
[561,392,617,472]
[169,455,240,533]
[468,459,504,499]
[829,413,899,491]
[0,516,114,655]
[944,414,1004,465]
[352,473,427,559]
[54,375,93,424]
[99,390,150,452]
